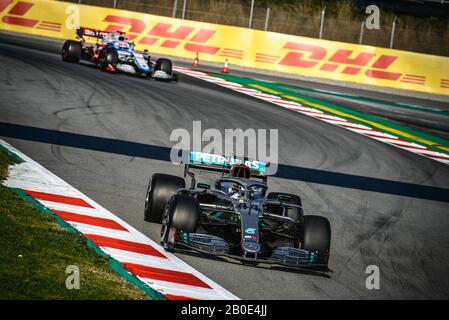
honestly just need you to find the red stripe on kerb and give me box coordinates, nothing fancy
[418,153,449,161]
[85,234,166,258]
[165,294,199,300]
[392,140,427,149]
[334,122,369,130]
[286,107,323,115]
[53,210,128,231]
[390,142,427,151]
[23,189,94,208]
[122,262,211,289]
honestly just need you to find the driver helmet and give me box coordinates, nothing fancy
[228,183,244,200]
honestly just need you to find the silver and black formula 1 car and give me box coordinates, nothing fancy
[61,27,179,82]
[144,151,331,272]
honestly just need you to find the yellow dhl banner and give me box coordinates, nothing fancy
[1,0,448,96]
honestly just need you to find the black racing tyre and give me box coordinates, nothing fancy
[172,73,179,83]
[266,192,303,221]
[61,40,81,62]
[167,195,200,233]
[155,58,172,74]
[99,49,118,70]
[144,174,185,223]
[300,215,331,260]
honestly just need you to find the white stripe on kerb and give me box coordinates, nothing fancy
[140,278,224,300]
[103,247,184,272]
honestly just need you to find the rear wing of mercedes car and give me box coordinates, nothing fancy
[183,151,270,185]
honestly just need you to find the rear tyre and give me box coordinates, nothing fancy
[266,192,303,221]
[99,49,118,70]
[61,40,81,62]
[300,215,331,264]
[144,174,185,223]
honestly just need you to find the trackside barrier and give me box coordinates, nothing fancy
[0,0,448,96]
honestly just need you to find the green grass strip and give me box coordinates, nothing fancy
[0,143,24,164]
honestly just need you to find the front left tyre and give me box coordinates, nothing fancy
[61,40,81,63]
[166,194,200,232]
[160,194,200,249]
[144,173,185,223]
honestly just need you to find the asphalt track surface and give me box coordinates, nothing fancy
[1,33,449,299]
